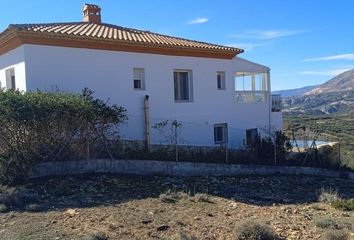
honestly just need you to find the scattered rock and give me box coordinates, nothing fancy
[142,219,152,224]
[65,209,78,217]
[157,224,169,231]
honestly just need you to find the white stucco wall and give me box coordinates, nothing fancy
[271,112,283,131]
[6,44,281,148]
[0,46,27,91]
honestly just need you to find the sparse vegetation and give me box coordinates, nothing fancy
[191,193,212,203]
[321,230,349,240]
[171,232,198,240]
[82,232,108,240]
[318,188,341,203]
[234,220,279,240]
[159,189,189,203]
[314,216,336,229]
[0,203,8,213]
[1,175,354,239]
[331,199,354,211]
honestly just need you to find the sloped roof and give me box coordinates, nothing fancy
[0,22,243,59]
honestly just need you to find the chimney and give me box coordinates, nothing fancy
[83,4,101,24]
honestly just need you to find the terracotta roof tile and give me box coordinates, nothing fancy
[7,22,243,54]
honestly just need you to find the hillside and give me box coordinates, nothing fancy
[272,85,317,97]
[306,69,354,95]
[282,69,354,115]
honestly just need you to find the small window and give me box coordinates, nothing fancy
[133,68,145,90]
[214,123,228,144]
[217,71,225,90]
[5,68,16,90]
[174,70,193,102]
[246,128,258,146]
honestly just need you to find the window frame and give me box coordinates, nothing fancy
[217,71,226,90]
[5,68,16,90]
[173,70,193,103]
[133,68,145,90]
[214,123,228,144]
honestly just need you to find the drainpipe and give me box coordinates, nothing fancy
[267,69,272,132]
[144,95,151,151]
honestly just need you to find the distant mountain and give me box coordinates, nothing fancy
[272,85,317,97]
[305,69,354,95]
[281,69,354,115]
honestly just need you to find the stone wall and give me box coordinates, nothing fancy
[31,159,354,180]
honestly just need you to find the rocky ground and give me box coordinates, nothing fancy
[0,174,354,239]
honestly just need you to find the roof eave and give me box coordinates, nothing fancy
[0,30,241,59]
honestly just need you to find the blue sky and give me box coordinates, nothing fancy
[1,0,354,90]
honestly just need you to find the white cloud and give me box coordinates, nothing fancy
[298,68,353,77]
[187,18,209,25]
[227,42,270,51]
[231,30,308,40]
[304,53,354,62]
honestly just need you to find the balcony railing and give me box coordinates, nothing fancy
[271,94,282,112]
[235,91,268,103]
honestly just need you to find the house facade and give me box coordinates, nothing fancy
[0,4,282,148]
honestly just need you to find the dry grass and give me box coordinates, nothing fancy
[321,230,349,240]
[0,174,354,239]
[318,188,341,203]
[234,220,279,240]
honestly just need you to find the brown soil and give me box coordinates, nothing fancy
[0,174,353,239]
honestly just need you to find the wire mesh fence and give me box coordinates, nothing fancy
[96,114,343,168]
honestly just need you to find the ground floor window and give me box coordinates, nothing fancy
[246,128,258,146]
[5,68,16,90]
[214,123,228,144]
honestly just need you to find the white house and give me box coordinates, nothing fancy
[0,4,282,149]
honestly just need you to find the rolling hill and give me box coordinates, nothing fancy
[281,69,354,115]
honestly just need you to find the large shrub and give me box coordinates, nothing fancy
[0,88,126,184]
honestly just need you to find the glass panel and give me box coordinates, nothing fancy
[174,72,179,100]
[174,72,190,101]
[181,72,189,100]
[214,126,223,142]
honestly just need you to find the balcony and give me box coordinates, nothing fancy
[271,94,282,112]
[235,91,267,103]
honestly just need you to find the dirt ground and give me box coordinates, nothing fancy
[0,174,354,240]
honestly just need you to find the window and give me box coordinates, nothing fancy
[246,128,258,146]
[214,123,228,144]
[234,72,269,103]
[174,70,193,102]
[217,71,225,90]
[235,73,268,91]
[133,68,145,90]
[5,68,16,90]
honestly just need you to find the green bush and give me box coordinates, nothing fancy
[234,220,279,240]
[313,217,336,229]
[0,88,126,184]
[0,204,8,213]
[331,199,354,211]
